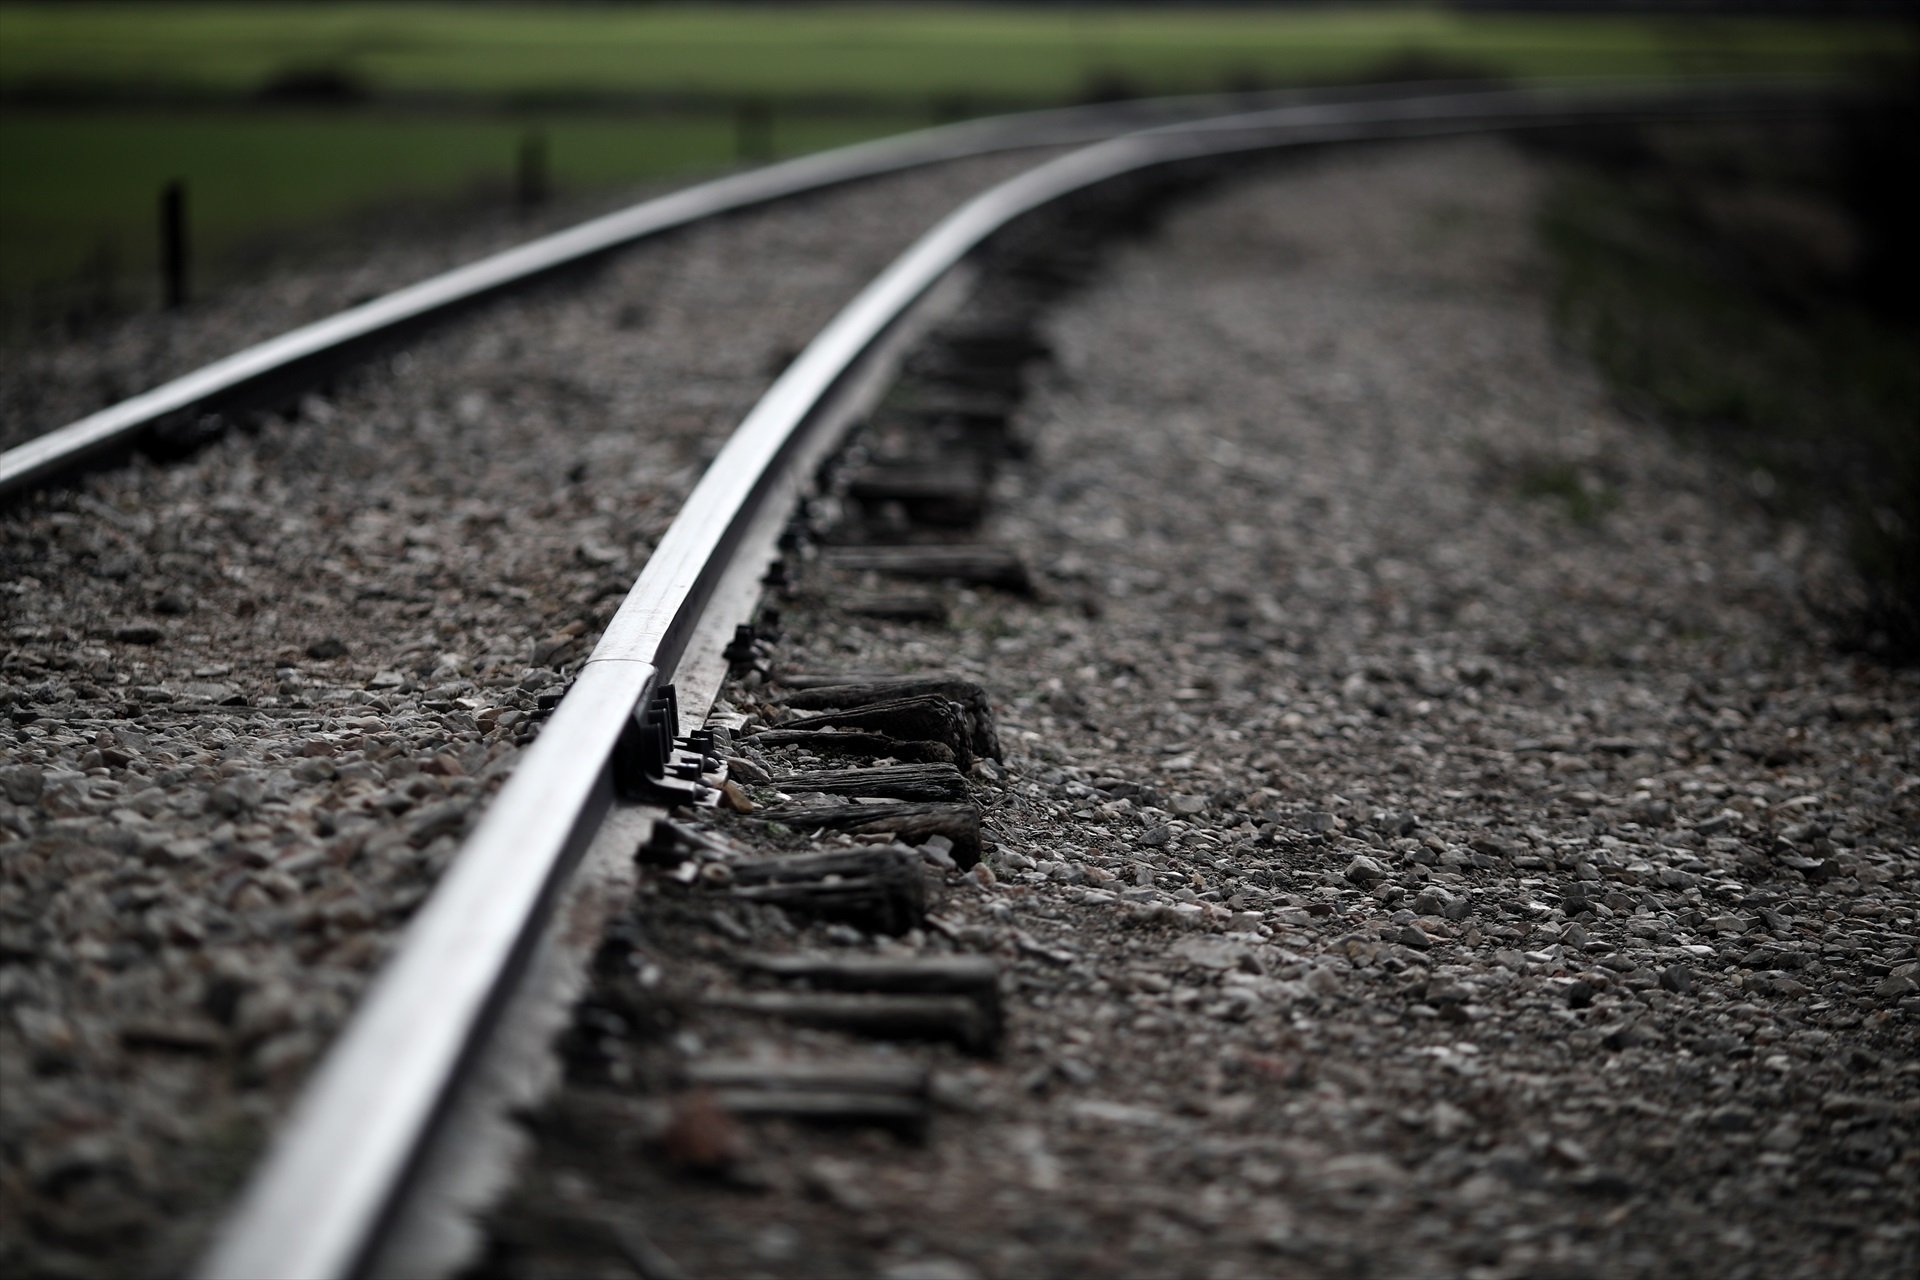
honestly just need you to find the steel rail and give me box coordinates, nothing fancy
[198,82,1831,1280]
[0,82,1506,503]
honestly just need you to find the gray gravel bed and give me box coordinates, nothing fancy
[562,137,1919,1279]
[0,149,1058,1279]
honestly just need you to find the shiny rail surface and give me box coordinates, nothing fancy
[198,82,1829,1280]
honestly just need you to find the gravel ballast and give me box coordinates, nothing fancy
[479,138,1918,1280]
[0,149,1063,1279]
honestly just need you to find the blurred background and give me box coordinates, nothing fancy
[3,3,1915,651]
[0,0,1912,329]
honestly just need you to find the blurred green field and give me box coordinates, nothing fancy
[2,2,1902,102]
[0,107,917,320]
[1,2,1910,331]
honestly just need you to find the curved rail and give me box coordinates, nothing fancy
[199,82,1829,1280]
[0,83,1497,503]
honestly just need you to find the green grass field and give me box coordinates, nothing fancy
[1,2,1911,331]
[0,107,917,318]
[2,2,1902,102]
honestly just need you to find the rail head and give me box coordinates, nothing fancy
[196,80,1845,1280]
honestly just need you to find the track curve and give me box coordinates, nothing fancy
[197,81,1833,1280]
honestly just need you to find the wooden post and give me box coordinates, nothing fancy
[516,129,548,212]
[160,180,187,310]
[89,238,119,321]
[735,98,773,164]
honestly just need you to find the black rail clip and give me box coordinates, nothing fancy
[616,682,700,803]
[681,727,717,765]
[723,624,759,676]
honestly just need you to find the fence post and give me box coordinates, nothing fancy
[735,98,773,164]
[90,238,119,321]
[516,130,549,213]
[160,180,188,310]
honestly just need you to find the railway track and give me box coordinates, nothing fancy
[190,83,1835,1279]
[8,81,1916,1280]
